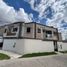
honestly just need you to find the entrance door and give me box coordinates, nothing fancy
[54,41,58,51]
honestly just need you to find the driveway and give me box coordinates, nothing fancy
[0,54,67,67]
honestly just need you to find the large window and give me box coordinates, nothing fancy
[13,27,18,32]
[27,27,31,33]
[46,31,52,38]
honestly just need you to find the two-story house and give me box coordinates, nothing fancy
[0,22,66,55]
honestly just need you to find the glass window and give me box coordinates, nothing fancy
[27,27,31,33]
[13,28,18,32]
[38,28,41,33]
[46,31,52,38]
[43,29,45,32]
[4,29,7,33]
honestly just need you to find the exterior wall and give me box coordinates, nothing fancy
[44,26,58,40]
[2,39,54,55]
[21,23,35,38]
[36,24,44,39]
[58,33,62,41]
[24,39,54,54]
[35,24,58,40]
[2,39,25,55]
[3,23,20,37]
[57,41,63,51]
[62,42,67,51]
[58,41,67,51]
[2,38,67,55]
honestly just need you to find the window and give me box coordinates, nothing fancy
[27,27,31,33]
[38,28,41,33]
[46,31,52,38]
[4,29,7,33]
[43,29,45,32]
[13,28,18,32]
[54,32,57,35]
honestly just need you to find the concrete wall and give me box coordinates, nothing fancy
[62,42,67,51]
[3,23,20,37]
[24,39,54,54]
[57,41,63,51]
[3,39,54,55]
[58,41,67,51]
[2,39,25,55]
[22,23,35,38]
[3,39,67,55]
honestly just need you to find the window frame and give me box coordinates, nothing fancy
[37,28,41,33]
[12,27,18,32]
[26,27,31,33]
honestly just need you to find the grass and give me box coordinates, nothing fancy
[0,53,10,60]
[59,51,67,53]
[20,52,57,58]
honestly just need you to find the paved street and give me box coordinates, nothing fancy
[0,54,67,67]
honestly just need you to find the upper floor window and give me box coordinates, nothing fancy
[13,27,18,32]
[43,29,45,32]
[4,29,7,33]
[46,31,52,38]
[27,27,31,33]
[38,28,41,33]
[54,32,57,35]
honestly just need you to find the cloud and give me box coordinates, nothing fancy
[0,0,32,25]
[25,0,67,40]
[0,0,67,40]
[16,8,32,22]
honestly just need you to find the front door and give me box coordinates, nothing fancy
[54,41,58,51]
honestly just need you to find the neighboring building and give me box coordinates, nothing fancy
[0,22,66,55]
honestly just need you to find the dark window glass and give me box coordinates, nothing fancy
[46,31,52,38]
[13,28,18,32]
[46,31,52,34]
[43,29,45,32]
[4,29,7,33]
[38,28,41,33]
[27,27,31,33]
[54,32,57,35]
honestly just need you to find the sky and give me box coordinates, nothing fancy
[0,0,67,40]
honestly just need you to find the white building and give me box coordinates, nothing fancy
[0,22,66,55]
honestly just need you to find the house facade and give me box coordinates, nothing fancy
[0,22,67,55]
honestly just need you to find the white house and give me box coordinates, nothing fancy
[0,22,66,55]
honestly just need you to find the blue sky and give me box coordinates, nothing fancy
[3,0,39,19]
[3,0,49,24]
[0,0,67,39]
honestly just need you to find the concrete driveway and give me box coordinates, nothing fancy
[0,54,67,67]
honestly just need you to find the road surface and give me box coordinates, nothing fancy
[0,54,67,67]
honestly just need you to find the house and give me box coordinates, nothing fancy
[0,22,67,55]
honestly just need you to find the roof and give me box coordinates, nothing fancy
[0,21,58,30]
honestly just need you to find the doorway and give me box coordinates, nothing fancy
[0,42,3,49]
[53,41,58,51]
